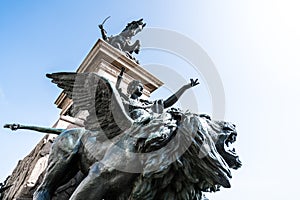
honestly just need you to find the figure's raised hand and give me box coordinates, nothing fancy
[119,67,126,76]
[121,67,126,73]
[190,78,200,87]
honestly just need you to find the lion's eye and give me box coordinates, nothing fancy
[223,126,233,131]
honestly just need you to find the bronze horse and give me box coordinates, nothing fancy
[99,18,146,55]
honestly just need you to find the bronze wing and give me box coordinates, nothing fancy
[46,72,133,138]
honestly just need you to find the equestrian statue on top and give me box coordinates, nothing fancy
[99,17,146,59]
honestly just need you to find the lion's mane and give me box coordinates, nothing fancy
[130,112,233,200]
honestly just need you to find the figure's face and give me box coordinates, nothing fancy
[133,83,143,97]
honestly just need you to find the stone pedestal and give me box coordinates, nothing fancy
[1,134,55,200]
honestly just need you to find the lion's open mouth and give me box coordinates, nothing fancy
[220,128,242,170]
[224,132,237,155]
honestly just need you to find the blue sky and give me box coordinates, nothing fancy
[1,0,300,199]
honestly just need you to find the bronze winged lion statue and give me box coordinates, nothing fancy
[5,71,242,200]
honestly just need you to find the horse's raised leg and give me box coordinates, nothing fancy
[33,129,84,200]
[126,40,140,54]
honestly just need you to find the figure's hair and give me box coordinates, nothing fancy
[127,80,143,95]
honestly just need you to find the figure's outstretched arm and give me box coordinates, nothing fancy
[163,79,199,109]
[3,123,65,135]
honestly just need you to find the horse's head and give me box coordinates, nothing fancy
[122,18,146,37]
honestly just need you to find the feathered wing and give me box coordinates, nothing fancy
[46,72,133,138]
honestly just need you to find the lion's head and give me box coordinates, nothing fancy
[208,120,242,170]
[131,112,242,200]
[194,117,242,189]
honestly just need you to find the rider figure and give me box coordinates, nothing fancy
[116,67,200,121]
